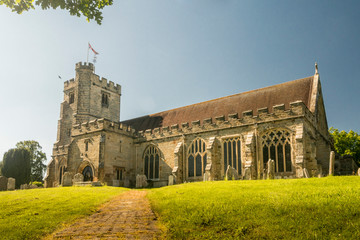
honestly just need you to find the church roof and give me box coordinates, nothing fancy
[121,76,315,131]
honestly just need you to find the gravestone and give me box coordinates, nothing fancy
[244,168,251,180]
[303,168,310,178]
[225,165,239,180]
[7,178,15,190]
[20,184,29,190]
[357,168,360,176]
[112,180,120,187]
[203,172,210,182]
[136,174,148,188]
[329,151,335,175]
[62,172,73,186]
[168,175,175,185]
[0,176,8,191]
[72,173,84,184]
[267,159,275,180]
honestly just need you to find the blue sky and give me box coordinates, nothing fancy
[0,0,359,162]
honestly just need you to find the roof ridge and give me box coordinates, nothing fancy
[145,75,314,117]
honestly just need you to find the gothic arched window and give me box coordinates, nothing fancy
[188,138,207,177]
[261,129,292,173]
[143,145,160,179]
[223,137,242,175]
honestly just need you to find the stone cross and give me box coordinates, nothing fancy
[329,151,335,175]
[267,159,275,180]
[7,178,15,190]
[0,176,8,191]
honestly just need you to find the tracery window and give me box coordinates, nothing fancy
[261,129,292,173]
[188,138,207,177]
[143,145,160,179]
[223,137,241,175]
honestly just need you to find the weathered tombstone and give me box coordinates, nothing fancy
[267,159,275,180]
[72,173,84,184]
[112,180,120,187]
[303,168,310,178]
[225,165,239,180]
[168,175,175,185]
[203,172,210,182]
[329,151,335,175]
[20,184,29,190]
[62,172,73,186]
[244,168,251,180]
[357,168,360,176]
[7,178,15,190]
[136,174,148,188]
[0,176,8,191]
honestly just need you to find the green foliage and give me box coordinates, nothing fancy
[0,186,128,240]
[0,0,113,24]
[16,140,47,182]
[329,127,360,165]
[1,148,31,188]
[30,181,43,187]
[148,177,360,239]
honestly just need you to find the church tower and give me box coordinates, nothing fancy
[55,62,122,146]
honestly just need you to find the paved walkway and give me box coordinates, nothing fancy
[49,190,162,239]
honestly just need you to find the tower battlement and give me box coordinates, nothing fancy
[75,62,94,71]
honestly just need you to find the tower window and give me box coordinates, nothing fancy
[69,92,74,104]
[102,92,110,108]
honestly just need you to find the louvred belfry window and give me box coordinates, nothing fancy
[143,145,160,179]
[188,138,207,177]
[261,129,292,173]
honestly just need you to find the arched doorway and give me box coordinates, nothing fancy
[82,166,93,182]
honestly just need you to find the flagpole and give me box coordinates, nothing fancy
[87,42,89,64]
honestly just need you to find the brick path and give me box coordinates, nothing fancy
[49,190,162,239]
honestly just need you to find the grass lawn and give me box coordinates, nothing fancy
[148,176,360,239]
[0,186,128,240]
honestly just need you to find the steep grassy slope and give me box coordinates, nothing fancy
[148,176,360,239]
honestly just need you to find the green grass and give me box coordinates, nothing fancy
[0,186,128,240]
[148,176,360,239]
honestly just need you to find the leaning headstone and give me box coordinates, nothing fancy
[329,151,335,175]
[303,168,310,178]
[136,174,148,188]
[244,168,251,180]
[203,172,210,182]
[62,172,73,186]
[0,176,8,191]
[225,165,239,180]
[7,178,15,190]
[72,173,84,184]
[168,175,175,185]
[267,159,275,180]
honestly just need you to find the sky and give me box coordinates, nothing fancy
[0,0,360,163]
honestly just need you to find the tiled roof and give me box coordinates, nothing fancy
[121,76,314,131]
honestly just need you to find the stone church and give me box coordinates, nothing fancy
[45,62,331,187]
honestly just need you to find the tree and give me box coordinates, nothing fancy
[329,127,360,165]
[16,140,47,182]
[0,0,113,25]
[1,148,31,188]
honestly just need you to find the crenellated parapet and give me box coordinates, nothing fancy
[136,101,311,141]
[72,118,136,137]
[91,75,121,94]
[75,62,95,71]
